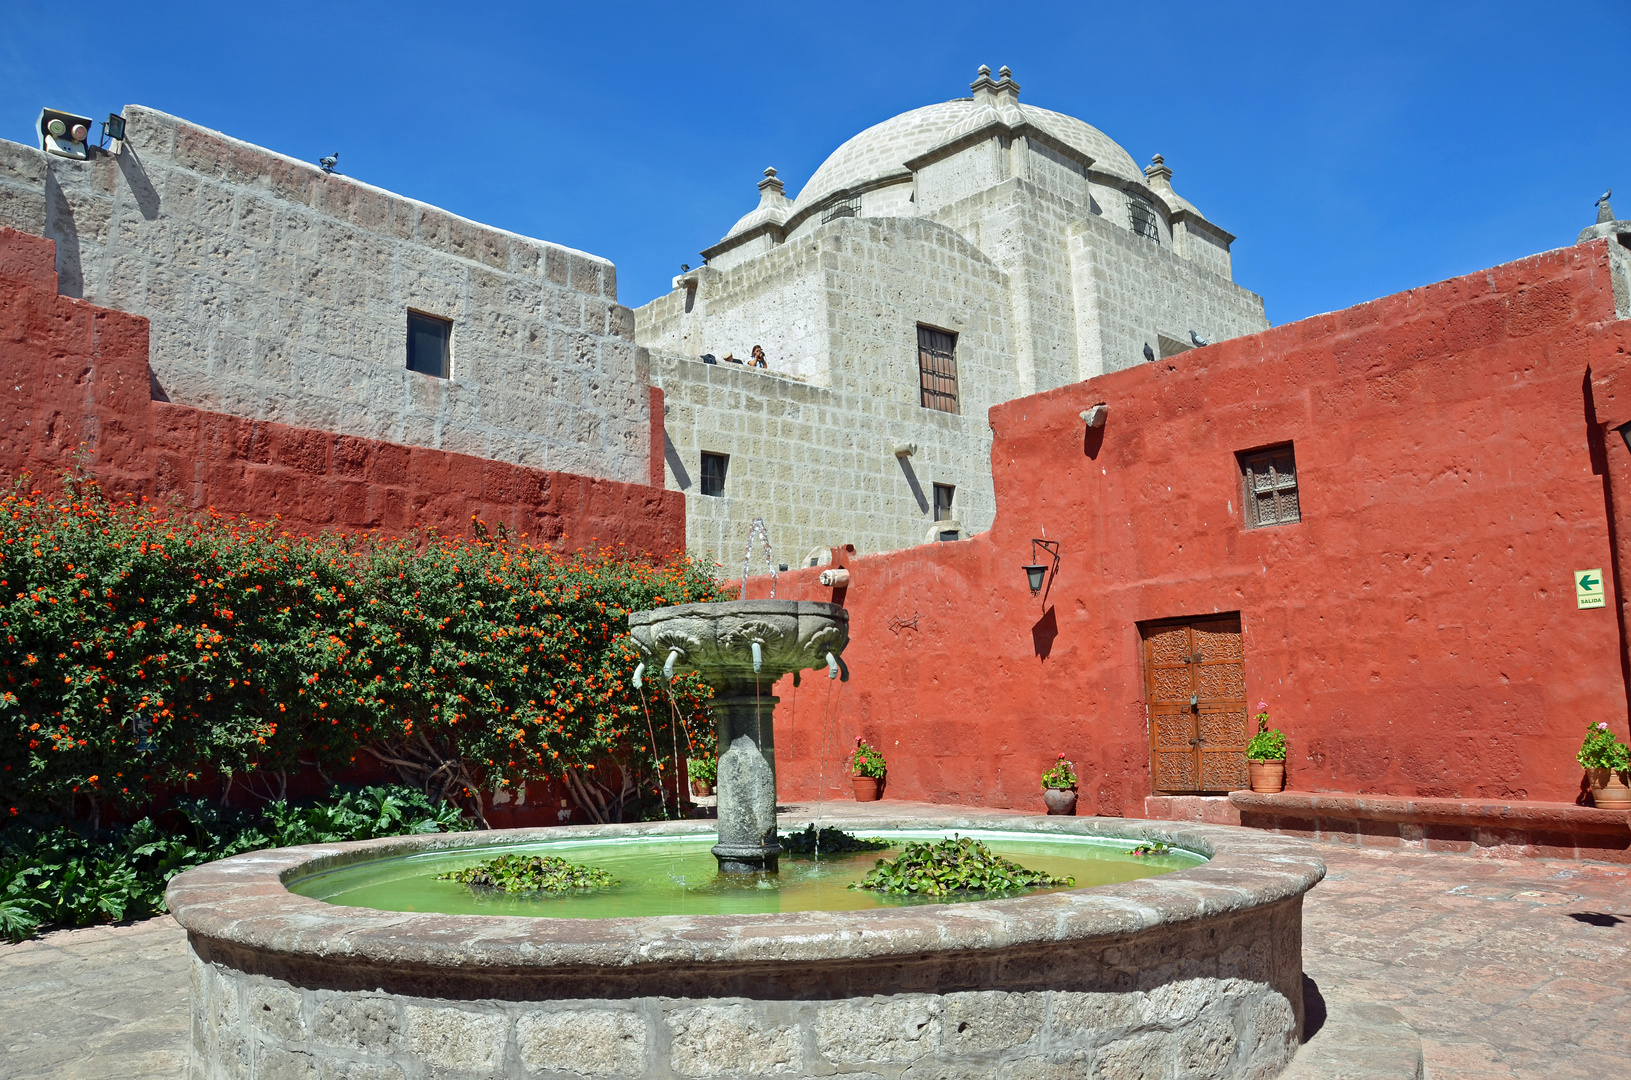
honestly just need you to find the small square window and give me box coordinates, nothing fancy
[933,483,955,522]
[700,452,729,498]
[1239,444,1300,528]
[407,311,451,378]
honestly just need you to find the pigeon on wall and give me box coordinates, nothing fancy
[1143,342,1156,363]
[1597,189,1614,224]
[1190,330,1211,347]
[319,152,339,174]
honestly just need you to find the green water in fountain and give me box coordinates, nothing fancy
[287,828,1205,919]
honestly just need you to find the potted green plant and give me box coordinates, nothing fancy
[1245,701,1287,793]
[1040,754,1078,815]
[850,738,886,801]
[1578,722,1631,810]
[687,755,717,798]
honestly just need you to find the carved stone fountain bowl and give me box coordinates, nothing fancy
[628,599,848,681]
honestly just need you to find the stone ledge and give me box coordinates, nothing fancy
[1229,790,1631,863]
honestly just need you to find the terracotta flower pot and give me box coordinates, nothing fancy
[1248,760,1286,794]
[1042,787,1078,815]
[853,775,882,802]
[1587,767,1631,810]
[690,780,713,797]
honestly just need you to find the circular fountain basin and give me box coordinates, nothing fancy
[286,828,1208,919]
[168,814,1324,1079]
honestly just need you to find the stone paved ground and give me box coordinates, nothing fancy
[1,810,1627,1078]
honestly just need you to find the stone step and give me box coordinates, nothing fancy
[1281,988,1424,1080]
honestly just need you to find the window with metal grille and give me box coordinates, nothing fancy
[917,325,958,413]
[699,452,729,498]
[1128,193,1161,244]
[821,196,861,223]
[406,311,451,378]
[933,483,955,522]
[1239,445,1300,528]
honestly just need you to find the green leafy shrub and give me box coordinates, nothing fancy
[850,738,886,778]
[1578,722,1631,771]
[687,756,717,785]
[778,823,889,854]
[1041,754,1076,789]
[850,835,1074,896]
[1245,701,1287,762]
[0,783,468,942]
[437,853,616,892]
[0,472,726,827]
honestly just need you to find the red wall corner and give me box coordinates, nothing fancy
[649,385,667,489]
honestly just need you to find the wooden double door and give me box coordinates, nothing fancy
[1141,615,1250,793]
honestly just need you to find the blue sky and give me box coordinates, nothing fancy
[3,1,1625,324]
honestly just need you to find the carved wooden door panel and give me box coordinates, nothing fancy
[1141,615,1249,793]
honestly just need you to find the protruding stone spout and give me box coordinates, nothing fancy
[628,599,849,874]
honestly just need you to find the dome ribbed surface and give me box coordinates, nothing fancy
[788,99,1147,217]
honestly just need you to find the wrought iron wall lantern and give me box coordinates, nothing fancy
[1615,419,1631,454]
[1023,538,1060,596]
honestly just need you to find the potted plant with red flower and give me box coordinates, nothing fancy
[1040,754,1078,815]
[1245,701,1287,793]
[850,738,886,801]
[1578,722,1631,809]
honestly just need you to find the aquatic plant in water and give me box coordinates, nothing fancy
[850,835,1073,896]
[437,853,616,893]
[778,823,889,854]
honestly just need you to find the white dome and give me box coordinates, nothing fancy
[789,98,1149,218]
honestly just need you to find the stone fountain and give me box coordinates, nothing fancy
[628,599,848,873]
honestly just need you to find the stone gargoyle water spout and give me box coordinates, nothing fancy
[628,600,848,873]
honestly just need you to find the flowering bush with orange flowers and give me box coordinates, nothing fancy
[0,472,725,827]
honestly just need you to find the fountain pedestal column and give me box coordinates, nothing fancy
[627,599,848,876]
[710,684,780,873]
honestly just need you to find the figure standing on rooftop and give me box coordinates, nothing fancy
[751,345,767,368]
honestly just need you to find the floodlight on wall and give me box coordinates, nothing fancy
[1080,404,1108,428]
[1616,420,1631,454]
[38,108,94,160]
[100,113,126,146]
[892,442,918,458]
[1022,538,1060,596]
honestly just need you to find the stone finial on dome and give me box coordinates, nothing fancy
[1144,153,1174,192]
[752,166,793,217]
[993,65,1020,107]
[971,64,999,106]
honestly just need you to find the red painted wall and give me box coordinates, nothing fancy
[0,228,685,552]
[756,242,1631,812]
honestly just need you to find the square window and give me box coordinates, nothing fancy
[407,311,451,378]
[700,452,729,498]
[918,325,958,413]
[1239,444,1300,528]
[1128,193,1161,244]
[933,483,955,522]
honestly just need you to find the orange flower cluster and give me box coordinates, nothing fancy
[0,474,724,822]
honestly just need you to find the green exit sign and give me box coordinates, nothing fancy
[1576,569,1606,609]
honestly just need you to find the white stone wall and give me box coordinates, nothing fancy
[1067,214,1268,378]
[647,214,1013,565]
[0,106,650,483]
